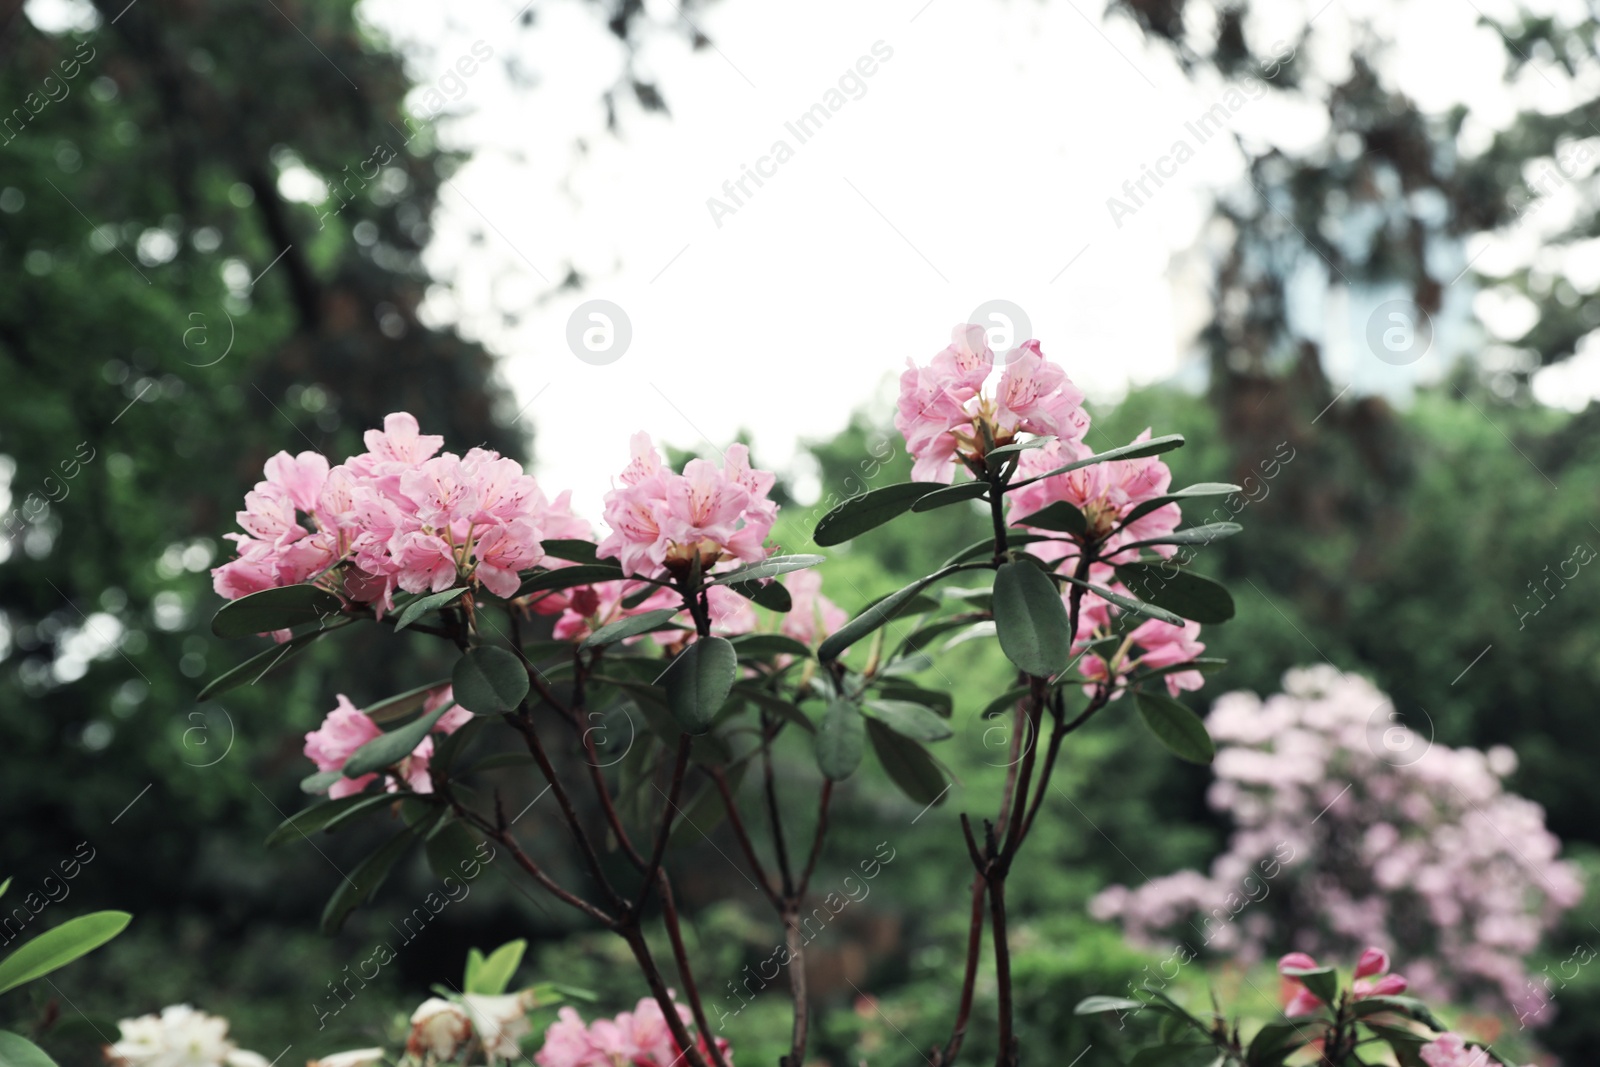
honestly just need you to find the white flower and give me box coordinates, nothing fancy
[461,993,533,1062]
[306,1050,385,1067]
[105,1005,269,1067]
[405,998,471,1060]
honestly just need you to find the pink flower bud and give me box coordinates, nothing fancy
[1355,947,1390,979]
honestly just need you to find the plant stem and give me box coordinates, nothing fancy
[988,876,1016,1067]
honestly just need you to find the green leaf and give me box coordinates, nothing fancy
[517,563,627,598]
[343,703,453,778]
[1120,522,1242,553]
[394,588,467,631]
[1280,966,1339,1007]
[0,1032,58,1067]
[813,482,947,546]
[366,680,452,724]
[1012,500,1088,535]
[300,769,343,794]
[467,939,526,995]
[265,793,396,847]
[0,879,9,901]
[728,578,792,612]
[453,646,531,714]
[941,531,1052,568]
[708,554,825,585]
[909,481,988,512]
[1246,1016,1326,1067]
[423,819,482,882]
[1115,563,1236,623]
[815,698,865,780]
[875,681,953,716]
[660,637,737,734]
[818,565,972,662]
[730,685,815,734]
[580,608,682,649]
[464,947,487,991]
[981,686,1029,720]
[862,699,954,742]
[540,539,600,564]
[1136,658,1227,685]
[893,617,981,659]
[1121,482,1243,525]
[1134,690,1215,764]
[1058,573,1185,626]
[1074,995,1148,1015]
[320,828,417,935]
[198,624,339,700]
[985,436,1053,467]
[0,911,131,995]
[211,584,344,640]
[1349,995,1446,1031]
[992,561,1072,677]
[866,719,948,804]
[1009,433,1185,489]
[728,634,813,660]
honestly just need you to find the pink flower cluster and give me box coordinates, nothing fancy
[894,325,1090,483]
[1419,1033,1507,1067]
[1277,947,1407,1016]
[212,413,587,613]
[1092,667,1584,1022]
[534,998,731,1067]
[303,686,468,797]
[597,434,777,578]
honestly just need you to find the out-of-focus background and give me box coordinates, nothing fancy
[4,0,1600,1062]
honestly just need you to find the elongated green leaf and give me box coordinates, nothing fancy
[1115,563,1236,623]
[1058,573,1184,626]
[818,565,974,662]
[893,617,981,659]
[730,685,815,734]
[729,634,813,660]
[816,698,865,780]
[453,646,530,714]
[517,563,627,597]
[301,769,343,794]
[992,561,1071,677]
[344,704,452,778]
[875,681,953,716]
[0,879,9,901]
[1279,965,1338,1006]
[198,624,338,700]
[212,585,343,640]
[981,686,1029,720]
[728,577,792,612]
[1247,1015,1327,1067]
[941,531,1052,568]
[813,482,946,546]
[1009,433,1185,489]
[0,1031,58,1067]
[266,793,395,847]
[540,539,600,564]
[1012,500,1088,535]
[464,947,487,991]
[1136,658,1227,684]
[909,481,988,512]
[1349,995,1445,1030]
[467,939,526,995]
[985,436,1053,467]
[1074,995,1148,1015]
[1121,482,1243,525]
[863,699,954,742]
[321,828,417,935]
[394,588,467,632]
[1134,690,1215,764]
[0,911,131,995]
[422,819,482,883]
[580,608,682,649]
[1120,522,1242,553]
[661,637,737,734]
[366,680,452,724]
[708,554,825,585]
[866,719,948,804]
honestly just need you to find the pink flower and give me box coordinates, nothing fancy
[597,435,778,579]
[1419,1034,1497,1067]
[552,581,679,643]
[893,325,1089,483]
[1354,947,1390,979]
[532,998,731,1067]
[1008,429,1180,562]
[1278,952,1319,973]
[304,696,383,798]
[472,519,545,598]
[1131,619,1206,696]
[358,412,444,470]
[533,1008,596,1067]
[781,569,847,646]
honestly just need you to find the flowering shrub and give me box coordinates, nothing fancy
[1078,947,1529,1065]
[204,324,1240,1064]
[105,1004,272,1067]
[1090,666,1583,1024]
